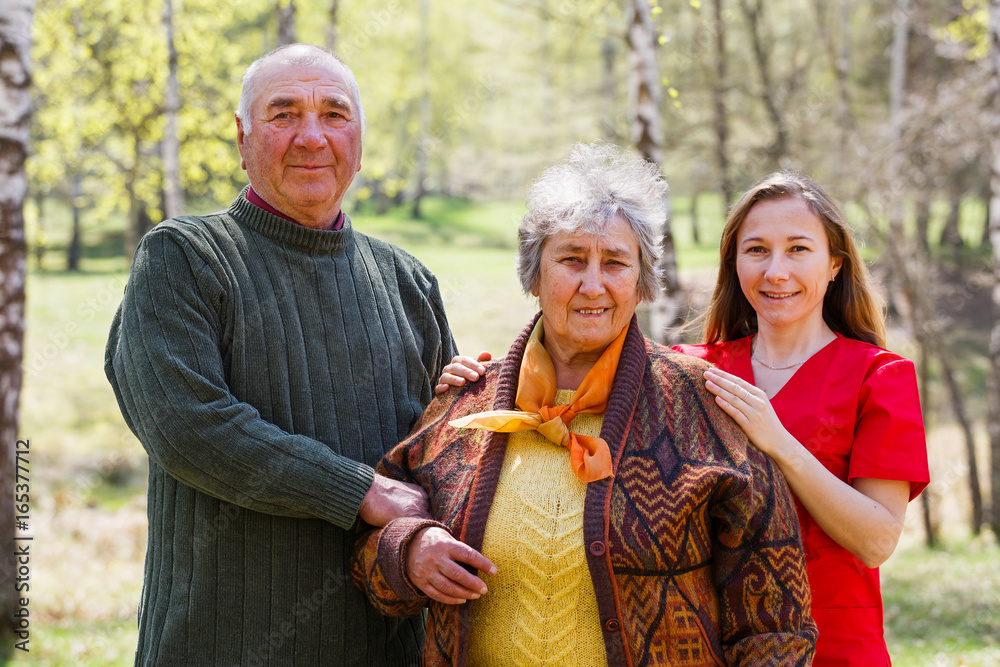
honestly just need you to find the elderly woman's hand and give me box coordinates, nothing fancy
[406,526,497,605]
[434,352,492,395]
[703,368,798,463]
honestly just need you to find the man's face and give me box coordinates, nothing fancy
[236,56,362,228]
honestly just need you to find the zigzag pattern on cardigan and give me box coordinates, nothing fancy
[352,314,817,667]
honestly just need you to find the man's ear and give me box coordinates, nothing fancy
[236,115,247,171]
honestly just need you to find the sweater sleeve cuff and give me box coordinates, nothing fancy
[377,517,450,600]
[328,458,376,529]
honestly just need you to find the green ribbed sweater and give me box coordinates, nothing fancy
[105,191,457,666]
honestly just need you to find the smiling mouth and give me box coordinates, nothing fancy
[577,308,609,314]
[762,292,799,299]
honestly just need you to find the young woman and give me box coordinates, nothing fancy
[672,172,929,666]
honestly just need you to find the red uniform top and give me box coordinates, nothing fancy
[674,334,929,667]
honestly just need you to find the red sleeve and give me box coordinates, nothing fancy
[848,355,929,500]
[672,343,733,371]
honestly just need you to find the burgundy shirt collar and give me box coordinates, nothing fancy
[246,186,344,231]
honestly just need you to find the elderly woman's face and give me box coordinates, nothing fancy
[533,216,641,368]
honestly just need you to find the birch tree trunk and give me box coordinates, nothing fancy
[0,0,33,653]
[625,0,684,344]
[987,0,1000,537]
[162,0,184,219]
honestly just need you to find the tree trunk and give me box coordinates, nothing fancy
[0,0,32,655]
[690,191,701,246]
[914,188,931,257]
[124,181,145,262]
[538,0,554,149]
[601,35,618,141]
[939,184,964,253]
[812,0,853,185]
[987,0,1000,537]
[936,345,983,534]
[917,339,937,547]
[67,173,82,272]
[277,0,296,47]
[739,0,787,166]
[326,0,339,52]
[32,190,44,271]
[983,187,991,247]
[886,0,939,546]
[411,0,430,220]
[625,0,684,344]
[625,0,663,166]
[711,0,732,207]
[162,0,184,220]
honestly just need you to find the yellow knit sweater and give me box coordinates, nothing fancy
[466,390,608,667]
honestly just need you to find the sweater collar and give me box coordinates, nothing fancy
[245,186,345,230]
[228,185,353,253]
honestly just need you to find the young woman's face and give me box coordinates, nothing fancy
[735,196,842,332]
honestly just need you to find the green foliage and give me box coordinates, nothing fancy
[937,0,989,61]
[30,0,272,235]
[32,0,166,222]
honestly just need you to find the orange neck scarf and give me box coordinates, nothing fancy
[448,320,628,483]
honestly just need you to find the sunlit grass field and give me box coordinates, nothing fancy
[15,195,998,665]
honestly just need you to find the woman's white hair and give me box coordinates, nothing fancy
[235,44,365,135]
[517,142,667,303]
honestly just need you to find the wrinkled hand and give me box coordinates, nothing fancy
[358,474,431,527]
[406,526,497,605]
[703,368,791,458]
[434,351,492,395]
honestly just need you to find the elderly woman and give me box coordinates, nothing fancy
[352,144,816,666]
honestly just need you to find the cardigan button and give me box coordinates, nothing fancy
[605,618,620,632]
[589,541,606,556]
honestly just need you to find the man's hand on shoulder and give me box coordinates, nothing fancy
[358,474,431,527]
[434,351,492,395]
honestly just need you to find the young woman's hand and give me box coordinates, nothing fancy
[703,368,796,460]
[434,351,491,395]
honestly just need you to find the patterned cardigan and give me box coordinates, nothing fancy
[352,315,817,667]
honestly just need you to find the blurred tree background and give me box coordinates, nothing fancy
[7,0,1000,663]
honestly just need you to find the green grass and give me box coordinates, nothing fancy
[19,621,138,667]
[883,537,1000,666]
[14,193,999,665]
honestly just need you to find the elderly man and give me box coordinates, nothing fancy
[106,44,455,665]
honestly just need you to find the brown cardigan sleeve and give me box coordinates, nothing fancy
[351,371,497,618]
[712,437,817,665]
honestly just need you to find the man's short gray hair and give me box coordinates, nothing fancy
[517,142,667,303]
[235,44,366,135]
